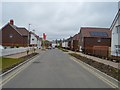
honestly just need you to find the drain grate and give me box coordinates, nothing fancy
[33,61,40,63]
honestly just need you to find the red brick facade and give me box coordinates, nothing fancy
[1,22,29,47]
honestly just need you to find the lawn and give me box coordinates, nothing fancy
[0,57,24,72]
[0,53,38,73]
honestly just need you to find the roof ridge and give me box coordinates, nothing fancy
[8,23,23,36]
[81,27,109,29]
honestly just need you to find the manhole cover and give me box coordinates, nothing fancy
[33,61,40,63]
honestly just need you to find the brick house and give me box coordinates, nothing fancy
[79,27,111,56]
[71,33,80,51]
[0,20,29,47]
[67,36,73,50]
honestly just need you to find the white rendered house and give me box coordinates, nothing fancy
[30,32,38,46]
[37,37,42,49]
[111,9,120,56]
[65,41,68,48]
[62,41,66,48]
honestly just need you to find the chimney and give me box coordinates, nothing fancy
[9,19,14,25]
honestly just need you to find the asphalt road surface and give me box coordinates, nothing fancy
[3,49,113,88]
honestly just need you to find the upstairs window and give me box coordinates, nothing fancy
[115,45,120,48]
[118,50,120,54]
[116,25,120,33]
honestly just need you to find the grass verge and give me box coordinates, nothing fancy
[69,53,120,81]
[58,48,68,52]
[0,53,38,73]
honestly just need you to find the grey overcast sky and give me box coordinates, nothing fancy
[1,1,119,40]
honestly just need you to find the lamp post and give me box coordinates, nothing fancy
[28,24,31,47]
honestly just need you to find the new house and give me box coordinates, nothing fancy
[110,9,120,56]
[37,37,42,49]
[67,36,73,50]
[0,20,29,47]
[62,39,68,49]
[30,31,42,49]
[79,27,111,57]
[71,33,80,51]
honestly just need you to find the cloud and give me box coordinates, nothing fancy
[2,2,118,40]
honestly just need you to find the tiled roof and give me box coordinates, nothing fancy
[67,36,73,41]
[17,27,29,36]
[72,33,80,40]
[80,27,111,38]
[7,23,29,36]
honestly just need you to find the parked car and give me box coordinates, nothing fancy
[47,46,52,49]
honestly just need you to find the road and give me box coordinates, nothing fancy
[3,49,113,88]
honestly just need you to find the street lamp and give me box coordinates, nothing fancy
[28,24,31,47]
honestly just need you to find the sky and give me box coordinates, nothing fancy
[1,1,119,40]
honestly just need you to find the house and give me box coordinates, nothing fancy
[30,31,42,48]
[64,40,68,49]
[67,36,73,50]
[64,39,69,49]
[0,20,29,47]
[110,9,120,57]
[30,31,38,47]
[62,39,66,48]
[37,37,42,49]
[52,40,57,48]
[62,39,68,49]
[79,27,111,56]
[71,33,80,51]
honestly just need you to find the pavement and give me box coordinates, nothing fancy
[2,49,116,88]
[66,50,119,69]
[5,49,42,59]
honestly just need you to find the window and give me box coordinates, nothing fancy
[90,32,108,37]
[32,38,34,41]
[9,34,13,38]
[82,38,83,42]
[97,39,101,42]
[116,25,120,33]
[116,50,120,54]
[118,50,120,54]
[115,45,120,48]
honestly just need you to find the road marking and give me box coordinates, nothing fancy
[1,52,44,86]
[2,59,33,86]
[70,57,118,88]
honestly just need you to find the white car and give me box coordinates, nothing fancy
[47,46,52,49]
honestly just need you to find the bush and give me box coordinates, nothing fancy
[16,44,19,48]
